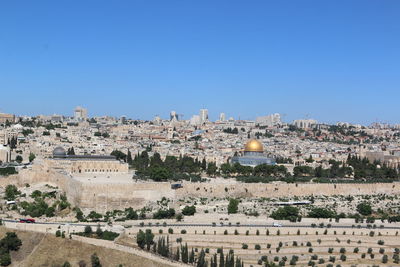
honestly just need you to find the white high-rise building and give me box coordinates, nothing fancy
[74,106,88,121]
[120,115,127,124]
[219,113,226,122]
[153,115,161,125]
[200,109,208,123]
[255,113,281,127]
[293,119,318,129]
[190,115,201,126]
[170,111,179,121]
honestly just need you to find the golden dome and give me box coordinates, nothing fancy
[244,139,264,152]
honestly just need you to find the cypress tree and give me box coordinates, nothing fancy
[235,256,242,267]
[175,246,180,261]
[189,248,195,263]
[211,253,217,267]
[181,243,189,263]
[197,249,206,267]
[91,253,101,267]
[127,149,133,165]
[227,250,234,267]
[166,235,170,258]
[68,147,75,155]
[201,158,207,170]
[157,237,162,255]
[219,249,224,267]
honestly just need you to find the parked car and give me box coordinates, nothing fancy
[19,218,35,223]
[171,183,183,189]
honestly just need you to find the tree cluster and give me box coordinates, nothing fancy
[4,185,20,201]
[133,151,209,181]
[295,156,398,181]
[227,199,239,214]
[20,191,70,218]
[94,132,110,138]
[270,206,300,222]
[220,163,287,177]
[308,207,336,218]
[347,155,399,179]
[182,205,196,216]
[75,225,119,241]
[136,229,154,250]
[153,208,176,219]
[137,229,244,267]
[223,127,239,134]
[67,147,75,155]
[0,168,17,177]
[0,232,22,266]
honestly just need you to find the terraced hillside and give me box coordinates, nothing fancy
[131,225,400,266]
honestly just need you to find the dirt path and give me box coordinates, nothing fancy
[71,235,189,267]
[13,234,46,267]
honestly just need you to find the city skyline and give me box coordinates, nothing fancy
[1,1,400,124]
[1,106,398,127]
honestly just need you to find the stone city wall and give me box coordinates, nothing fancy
[74,182,175,212]
[0,166,84,207]
[0,167,175,213]
[1,167,400,212]
[176,182,400,198]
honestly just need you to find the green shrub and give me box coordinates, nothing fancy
[182,205,196,216]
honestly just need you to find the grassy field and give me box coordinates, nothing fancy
[0,227,172,267]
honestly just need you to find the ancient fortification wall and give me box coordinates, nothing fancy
[74,182,175,212]
[1,166,399,212]
[175,182,400,198]
[0,166,175,212]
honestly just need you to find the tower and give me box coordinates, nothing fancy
[74,106,88,121]
[200,109,208,123]
[170,111,179,121]
[219,113,226,122]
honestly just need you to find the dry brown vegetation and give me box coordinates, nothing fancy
[0,227,170,267]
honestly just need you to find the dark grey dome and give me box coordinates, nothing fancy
[53,146,66,157]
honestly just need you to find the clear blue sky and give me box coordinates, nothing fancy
[1,1,399,124]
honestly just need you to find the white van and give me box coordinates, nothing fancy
[273,222,282,227]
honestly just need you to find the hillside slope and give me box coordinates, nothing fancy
[0,227,171,267]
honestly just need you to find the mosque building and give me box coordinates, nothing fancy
[231,139,275,167]
[46,146,129,174]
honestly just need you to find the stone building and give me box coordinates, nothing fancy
[0,113,15,125]
[0,145,11,163]
[46,147,129,174]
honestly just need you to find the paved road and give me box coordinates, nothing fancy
[3,219,399,230]
[2,219,103,227]
[134,223,400,230]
